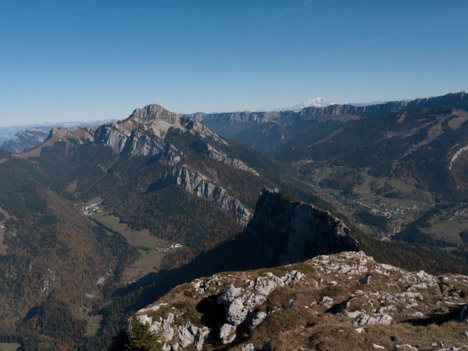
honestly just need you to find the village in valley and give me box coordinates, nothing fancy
[81,203,103,216]
[78,199,183,285]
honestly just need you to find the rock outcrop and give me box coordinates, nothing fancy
[160,166,253,225]
[46,104,255,167]
[183,111,298,137]
[131,251,468,351]
[192,138,259,176]
[242,188,359,266]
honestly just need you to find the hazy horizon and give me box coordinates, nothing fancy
[1,0,467,127]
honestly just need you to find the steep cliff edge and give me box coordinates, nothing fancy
[159,166,253,225]
[107,187,468,350]
[162,188,361,276]
[242,189,358,266]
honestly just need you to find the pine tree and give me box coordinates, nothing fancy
[126,314,162,351]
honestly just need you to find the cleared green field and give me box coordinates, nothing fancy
[65,180,78,193]
[421,220,468,244]
[92,212,168,249]
[91,212,172,283]
[123,249,165,284]
[0,343,20,351]
[85,315,103,336]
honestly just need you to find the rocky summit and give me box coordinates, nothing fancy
[132,251,468,351]
[48,104,226,163]
[43,104,261,223]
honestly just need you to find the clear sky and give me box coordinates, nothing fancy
[1,0,467,126]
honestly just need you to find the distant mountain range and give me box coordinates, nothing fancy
[0,128,50,153]
[275,97,390,111]
[276,97,335,111]
[0,119,116,146]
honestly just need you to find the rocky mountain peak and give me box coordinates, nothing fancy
[123,104,180,125]
[48,127,85,143]
[118,104,183,139]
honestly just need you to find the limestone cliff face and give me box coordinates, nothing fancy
[183,111,298,137]
[160,166,253,225]
[47,105,223,161]
[244,188,358,266]
[48,104,259,172]
[300,91,468,118]
[192,138,259,176]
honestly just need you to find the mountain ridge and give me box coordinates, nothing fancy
[111,187,468,350]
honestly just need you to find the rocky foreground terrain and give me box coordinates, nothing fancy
[132,251,468,351]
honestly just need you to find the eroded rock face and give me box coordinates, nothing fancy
[160,166,253,225]
[244,188,359,266]
[133,267,307,349]
[132,251,468,351]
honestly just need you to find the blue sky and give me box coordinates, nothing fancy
[0,0,467,126]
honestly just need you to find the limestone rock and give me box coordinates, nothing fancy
[240,343,255,351]
[160,166,252,225]
[250,311,267,333]
[132,250,468,350]
[177,324,195,348]
[218,284,243,304]
[227,298,249,326]
[255,276,279,295]
[361,274,372,285]
[351,312,393,326]
[219,323,237,344]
